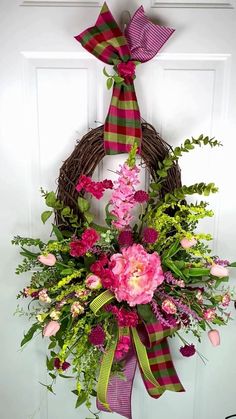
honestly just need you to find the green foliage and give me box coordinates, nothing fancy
[126,141,138,168]
[21,323,41,347]
[163,183,218,204]
[157,135,221,180]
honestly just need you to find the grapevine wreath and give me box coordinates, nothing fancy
[13,3,235,419]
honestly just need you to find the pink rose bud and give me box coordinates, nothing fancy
[208,329,220,346]
[43,321,60,337]
[38,253,56,267]
[85,274,102,290]
[180,238,197,249]
[210,264,229,278]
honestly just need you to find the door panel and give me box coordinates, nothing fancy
[1,1,235,418]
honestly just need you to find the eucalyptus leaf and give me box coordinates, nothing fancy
[41,210,53,224]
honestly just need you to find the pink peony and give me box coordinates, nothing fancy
[208,329,220,346]
[203,308,216,321]
[43,321,60,337]
[110,244,164,307]
[85,274,102,290]
[180,238,197,249]
[162,299,177,315]
[210,264,229,278]
[38,253,56,266]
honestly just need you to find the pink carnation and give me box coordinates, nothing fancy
[203,308,216,321]
[115,335,131,360]
[82,228,100,248]
[162,299,177,315]
[110,244,164,307]
[221,293,231,307]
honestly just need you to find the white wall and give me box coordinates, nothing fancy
[0,1,236,418]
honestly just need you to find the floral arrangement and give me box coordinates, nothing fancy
[13,138,235,419]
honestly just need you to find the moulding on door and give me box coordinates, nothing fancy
[151,0,234,8]
[21,0,102,7]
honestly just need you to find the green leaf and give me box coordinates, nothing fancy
[46,356,54,371]
[48,341,57,350]
[61,207,71,217]
[52,224,64,241]
[39,382,56,395]
[162,240,180,260]
[164,259,186,280]
[106,77,113,90]
[41,210,53,224]
[60,268,74,276]
[188,268,210,277]
[137,304,156,323]
[113,75,124,84]
[75,391,87,408]
[229,262,236,267]
[103,66,110,77]
[78,197,90,213]
[59,374,74,379]
[45,192,57,208]
[84,211,94,224]
[21,323,40,347]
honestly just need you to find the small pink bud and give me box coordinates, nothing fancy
[85,274,102,290]
[208,329,220,346]
[38,253,56,267]
[43,321,60,337]
[180,238,197,249]
[210,264,229,278]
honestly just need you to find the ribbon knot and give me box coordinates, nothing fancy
[75,2,174,155]
[116,61,136,84]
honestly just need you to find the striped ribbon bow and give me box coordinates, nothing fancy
[75,2,174,155]
[90,291,184,419]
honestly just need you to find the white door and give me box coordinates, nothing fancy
[1,1,236,419]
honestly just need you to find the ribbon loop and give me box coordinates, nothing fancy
[75,2,174,155]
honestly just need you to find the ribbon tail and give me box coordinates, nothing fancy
[97,346,137,419]
[104,81,142,155]
[131,327,164,398]
[143,322,185,398]
[96,334,118,411]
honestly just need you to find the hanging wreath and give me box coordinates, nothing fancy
[13,3,235,419]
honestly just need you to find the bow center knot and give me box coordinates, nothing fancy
[117,61,136,83]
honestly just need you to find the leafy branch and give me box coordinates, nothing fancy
[163,182,218,204]
[157,135,222,180]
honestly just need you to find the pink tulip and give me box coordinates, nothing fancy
[210,264,229,278]
[180,238,197,249]
[38,253,57,267]
[208,329,220,346]
[43,321,60,337]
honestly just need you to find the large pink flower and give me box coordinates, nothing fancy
[110,244,164,307]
